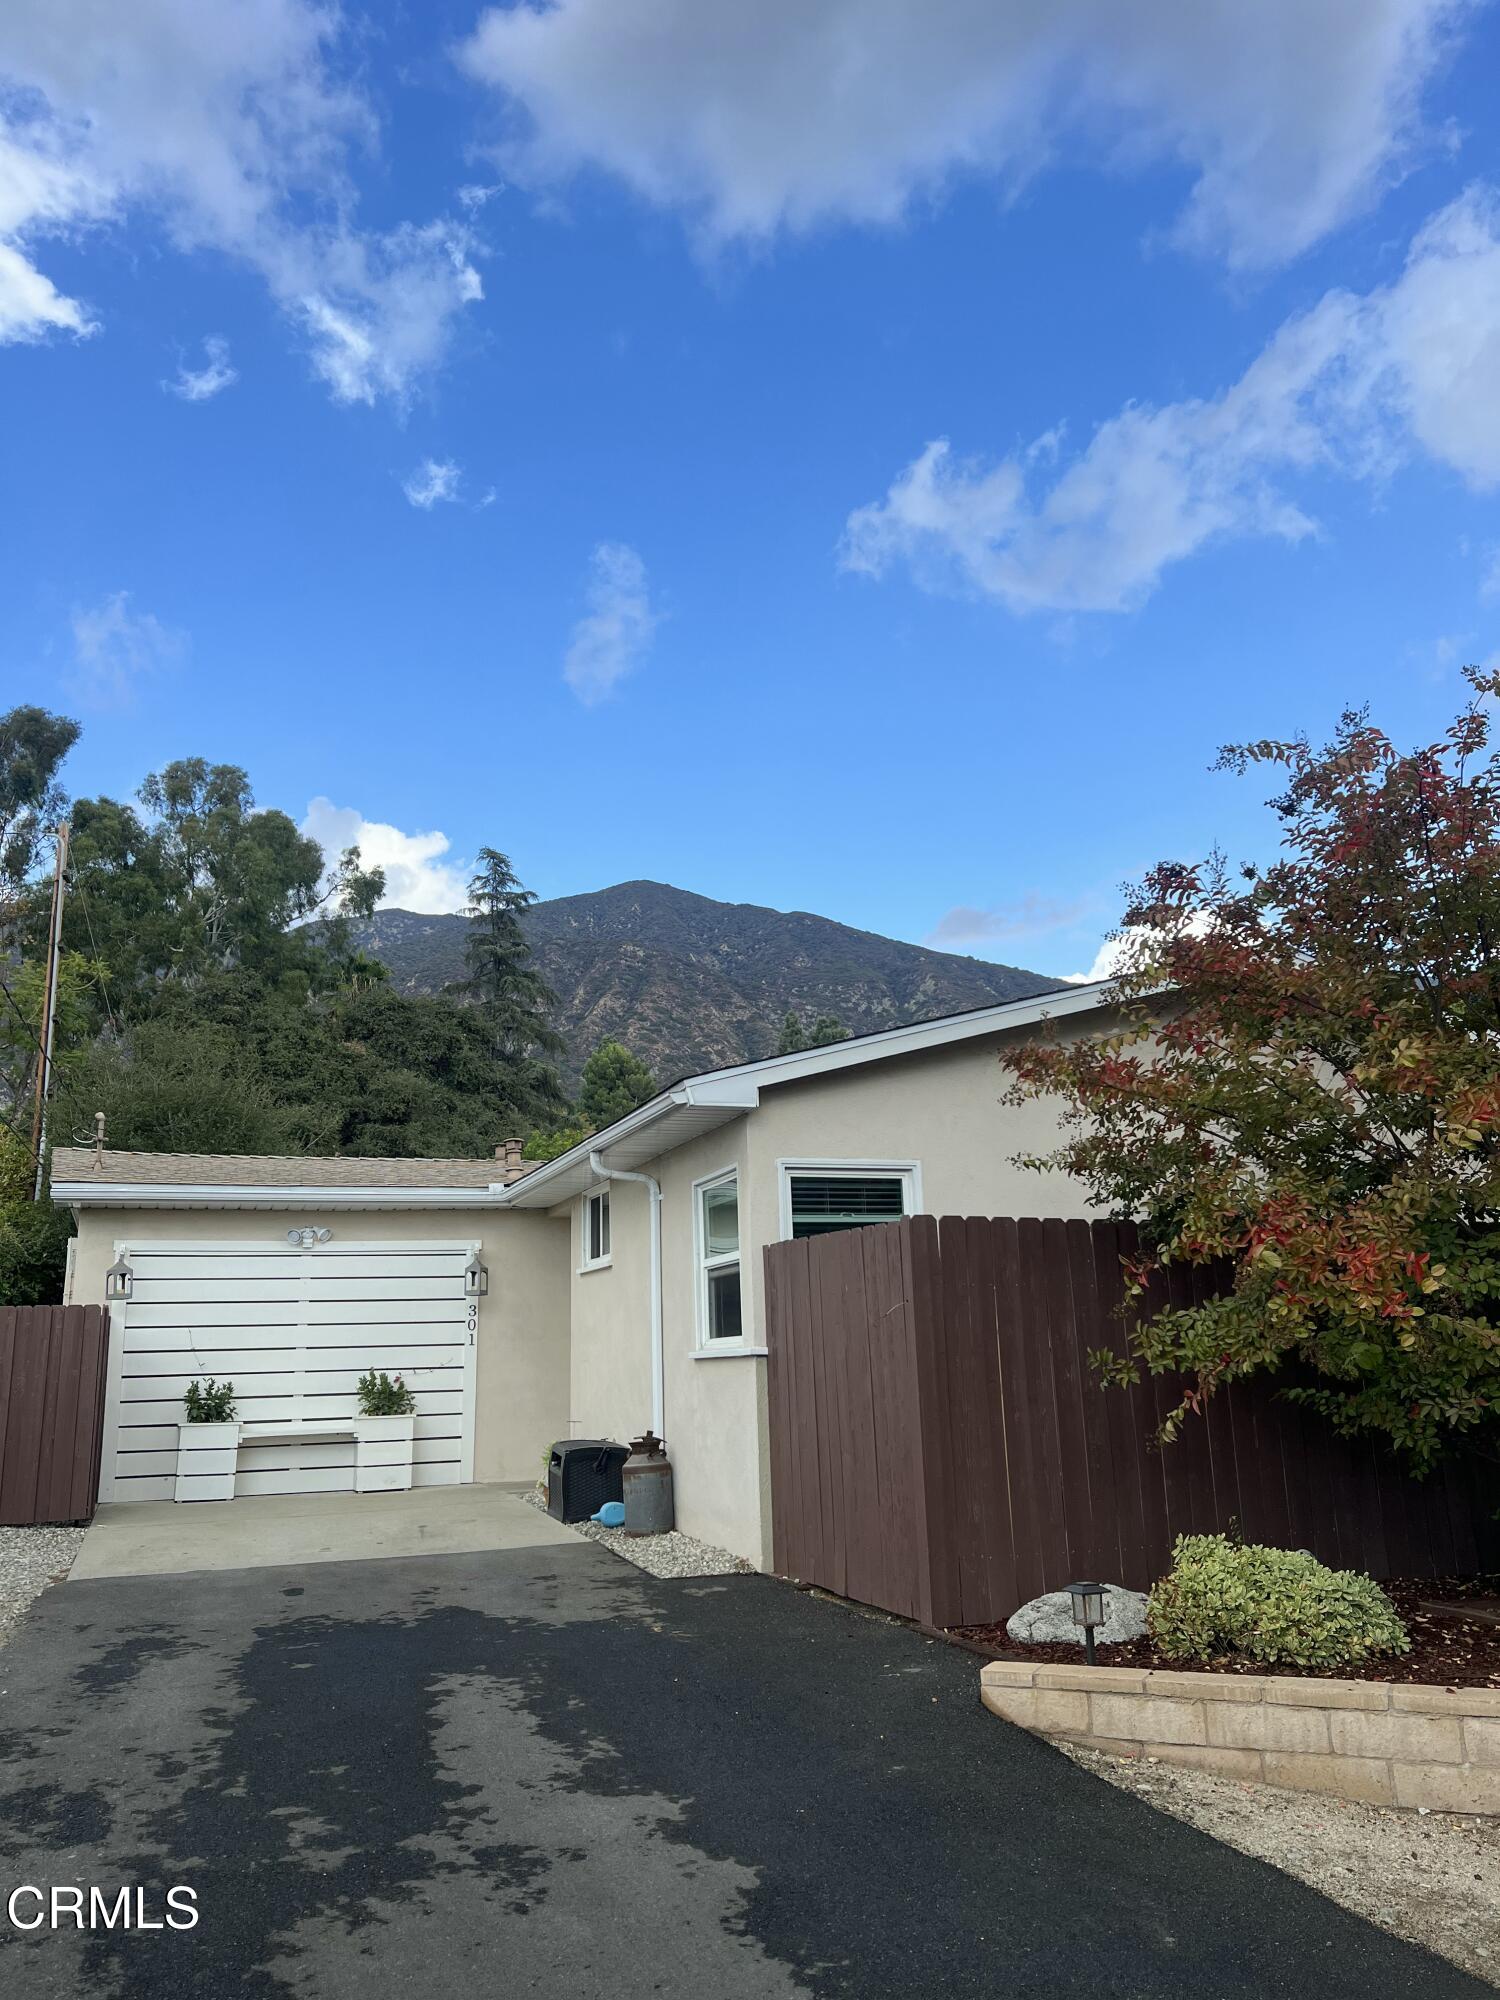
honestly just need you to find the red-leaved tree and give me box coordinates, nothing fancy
[1002,669,1500,1470]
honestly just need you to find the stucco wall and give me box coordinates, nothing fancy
[555,1017,1099,1571]
[741,1020,1101,1328]
[652,1118,769,1571]
[67,1205,571,1487]
[566,1175,655,1444]
[559,1117,771,1569]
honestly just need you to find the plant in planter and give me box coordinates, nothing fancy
[175,1378,240,1503]
[356,1370,416,1416]
[353,1370,417,1493]
[183,1378,237,1422]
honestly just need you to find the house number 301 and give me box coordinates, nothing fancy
[466,1302,478,1335]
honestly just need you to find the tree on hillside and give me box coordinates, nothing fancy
[522,1123,592,1163]
[55,973,569,1161]
[455,849,566,1068]
[0,705,79,929]
[1002,668,1500,1471]
[776,1010,850,1055]
[579,1039,656,1129]
[52,759,383,1018]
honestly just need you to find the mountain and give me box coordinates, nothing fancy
[350,881,1064,1088]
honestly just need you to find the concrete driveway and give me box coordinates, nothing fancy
[0,1535,1487,1999]
[70,1485,577,1581]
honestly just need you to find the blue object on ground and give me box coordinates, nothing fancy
[593,1500,626,1527]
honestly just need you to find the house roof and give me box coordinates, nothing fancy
[51,979,1114,1213]
[500,978,1114,1208]
[50,1145,534,1211]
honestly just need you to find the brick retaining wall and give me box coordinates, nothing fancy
[980,1660,1500,1814]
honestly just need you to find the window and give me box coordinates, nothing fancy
[697,1171,743,1342]
[783,1165,916,1240]
[582,1189,611,1270]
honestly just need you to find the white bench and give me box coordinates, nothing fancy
[174,1418,415,1501]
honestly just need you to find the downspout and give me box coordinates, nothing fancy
[588,1152,664,1438]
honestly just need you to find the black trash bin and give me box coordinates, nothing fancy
[547,1439,628,1523]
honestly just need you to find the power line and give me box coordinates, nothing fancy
[0,1099,42,1169]
[0,974,46,1059]
[74,877,119,1036]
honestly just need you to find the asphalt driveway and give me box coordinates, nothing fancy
[0,1537,1487,1999]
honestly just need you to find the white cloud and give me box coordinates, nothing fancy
[164,334,237,401]
[1061,909,1216,983]
[0,127,107,339]
[1061,939,1131,985]
[843,186,1500,617]
[926,895,1090,950]
[0,1,483,397]
[460,0,1460,269]
[289,220,483,406]
[69,591,186,705]
[563,542,658,705]
[300,798,469,915]
[1481,545,1500,603]
[402,458,463,509]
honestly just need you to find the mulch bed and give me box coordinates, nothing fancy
[950,1576,1500,1690]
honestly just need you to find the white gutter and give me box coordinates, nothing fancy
[589,1149,664,1438]
[50,1182,508,1211]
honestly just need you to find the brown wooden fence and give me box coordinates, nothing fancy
[763,1217,1498,1630]
[0,1306,111,1526]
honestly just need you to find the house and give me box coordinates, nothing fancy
[54,979,1116,1567]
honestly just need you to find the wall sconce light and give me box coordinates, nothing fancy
[464,1253,489,1298]
[286,1227,333,1248]
[104,1253,133,1302]
[1067,1581,1107,1665]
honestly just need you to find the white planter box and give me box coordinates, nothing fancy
[174,1421,241,1503]
[353,1414,416,1493]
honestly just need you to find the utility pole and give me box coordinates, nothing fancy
[30,821,71,1200]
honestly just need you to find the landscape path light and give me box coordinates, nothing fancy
[1067,1581,1107,1665]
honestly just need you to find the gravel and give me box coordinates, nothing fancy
[0,1524,85,1647]
[1060,1739,1500,1986]
[523,1488,753,1579]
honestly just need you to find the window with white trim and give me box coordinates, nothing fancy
[697,1171,743,1341]
[582,1189,611,1270]
[785,1168,913,1239]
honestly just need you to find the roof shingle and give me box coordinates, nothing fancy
[50,1147,536,1190]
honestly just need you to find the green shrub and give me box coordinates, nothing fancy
[1146,1534,1410,1669]
[183,1378,236,1423]
[356,1369,416,1416]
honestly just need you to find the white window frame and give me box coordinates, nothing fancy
[776,1158,922,1242]
[693,1166,754,1352]
[579,1187,612,1273]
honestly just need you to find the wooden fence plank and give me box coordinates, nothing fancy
[1042,1218,1092,1579]
[970,1219,1018,1621]
[1093,1224,1148,1594]
[992,1217,1043,1609]
[908,1217,960,1627]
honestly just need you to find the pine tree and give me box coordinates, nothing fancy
[457,849,566,1064]
[579,1039,657,1129]
[776,1011,808,1055]
[777,1011,849,1055]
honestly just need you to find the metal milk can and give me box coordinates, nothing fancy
[622,1431,674,1536]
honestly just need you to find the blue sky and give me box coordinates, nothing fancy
[4,1,1499,982]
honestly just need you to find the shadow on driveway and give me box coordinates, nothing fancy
[0,1542,1486,1998]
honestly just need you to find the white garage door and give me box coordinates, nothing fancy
[100,1238,479,1503]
